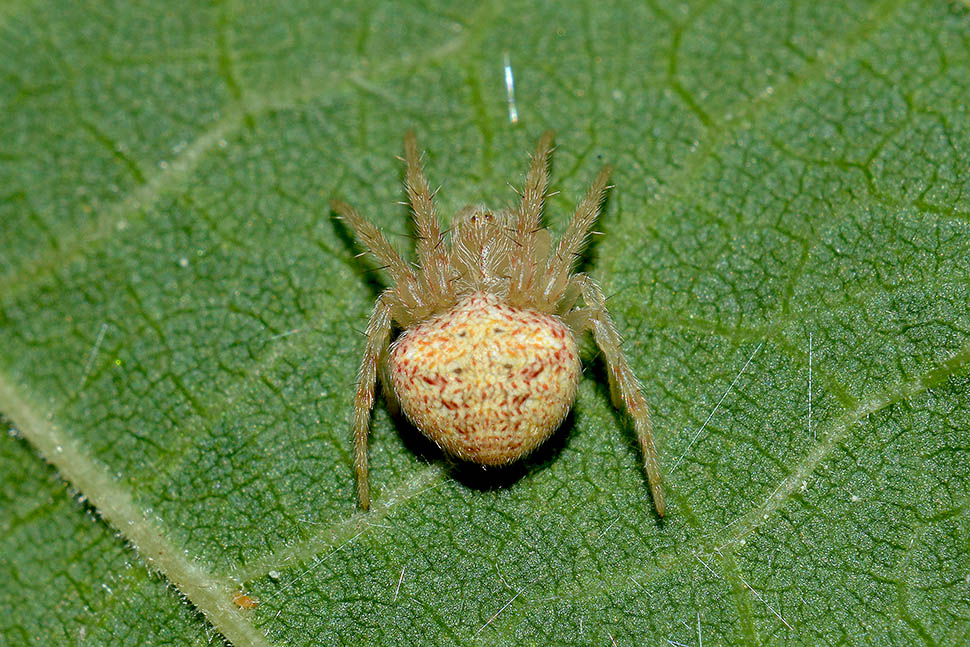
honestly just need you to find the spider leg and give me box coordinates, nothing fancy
[518,131,555,230]
[404,130,452,304]
[541,165,612,308]
[577,274,665,517]
[509,131,555,304]
[353,290,394,510]
[559,282,619,407]
[556,271,586,317]
[331,199,424,312]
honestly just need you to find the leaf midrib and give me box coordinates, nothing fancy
[0,373,274,647]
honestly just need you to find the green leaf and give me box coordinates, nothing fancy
[2,1,969,645]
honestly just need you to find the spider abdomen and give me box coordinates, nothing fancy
[388,291,581,465]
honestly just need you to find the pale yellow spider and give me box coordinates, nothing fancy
[332,131,665,517]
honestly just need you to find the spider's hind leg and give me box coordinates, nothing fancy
[574,275,665,517]
[352,290,394,510]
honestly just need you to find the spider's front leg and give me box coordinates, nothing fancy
[571,275,665,517]
[353,289,394,510]
[404,130,452,305]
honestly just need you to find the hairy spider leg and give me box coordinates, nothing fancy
[509,131,555,305]
[541,165,613,310]
[331,199,423,318]
[350,290,394,510]
[404,130,452,307]
[568,275,665,517]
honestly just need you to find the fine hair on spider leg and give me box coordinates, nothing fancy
[332,131,665,517]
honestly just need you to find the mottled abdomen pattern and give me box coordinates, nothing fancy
[389,292,581,465]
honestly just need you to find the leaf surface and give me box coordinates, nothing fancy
[2,1,969,645]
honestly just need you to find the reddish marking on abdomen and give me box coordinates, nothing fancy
[422,374,445,387]
[521,363,545,380]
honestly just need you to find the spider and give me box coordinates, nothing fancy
[332,131,665,517]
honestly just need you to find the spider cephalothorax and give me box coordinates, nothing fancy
[332,131,665,517]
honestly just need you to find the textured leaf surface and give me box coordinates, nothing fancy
[2,1,970,645]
